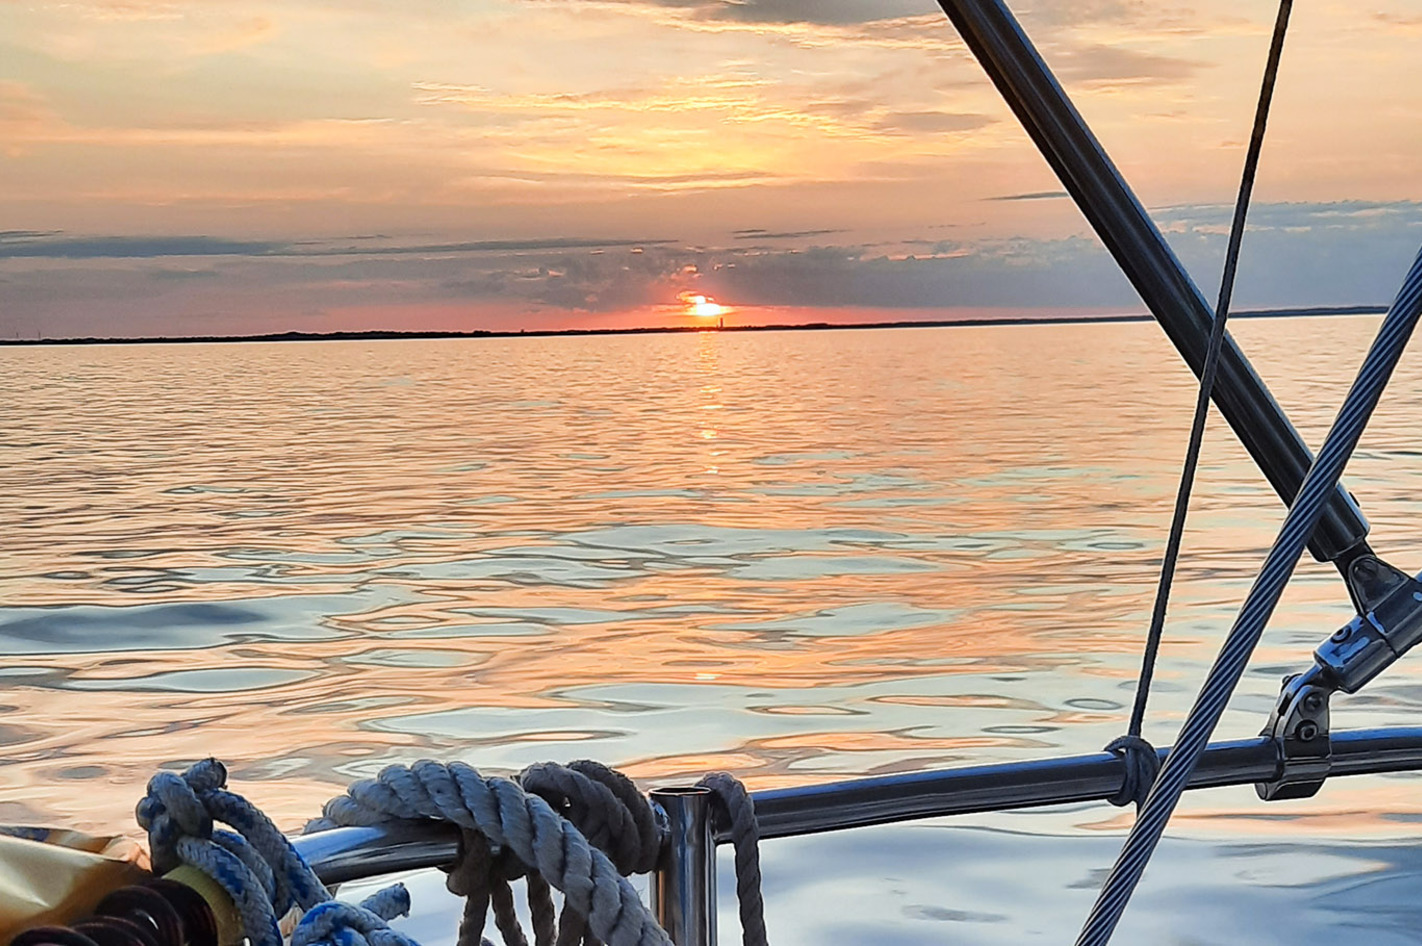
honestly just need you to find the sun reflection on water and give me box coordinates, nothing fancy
[3,316,1422,929]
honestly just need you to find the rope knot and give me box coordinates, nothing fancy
[311,759,675,946]
[519,760,662,876]
[137,759,333,946]
[1104,736,1160,809]
[290,890,413,946]
[136,759,229,861]
[444,829,494,900]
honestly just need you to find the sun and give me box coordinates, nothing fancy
[679,291,726,318]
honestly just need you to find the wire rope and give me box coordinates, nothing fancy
[1125,0,1294,742]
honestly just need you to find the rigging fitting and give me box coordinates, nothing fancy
[1257,560,1422,801]
[1256,668,1333,801]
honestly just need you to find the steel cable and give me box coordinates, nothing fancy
[1077,245,1422,944]
[1126,0,1293,741]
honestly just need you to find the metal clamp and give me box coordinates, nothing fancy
[1258,556,1422,801]
[1256,668,1332,801]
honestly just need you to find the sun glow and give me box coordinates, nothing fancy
[679,291,725,318]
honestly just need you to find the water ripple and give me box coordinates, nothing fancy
[3,319,1421,937]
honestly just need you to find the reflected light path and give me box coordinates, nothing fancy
[3,317,1422,940]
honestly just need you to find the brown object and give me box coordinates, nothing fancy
[0,830,149,944]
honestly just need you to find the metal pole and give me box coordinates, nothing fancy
[293,728,1422,885]
[934,0,1370,565]
[650,787,717,946]
[740,726,1422,841]
[297,820,458,884]
[1078,247,1422,944]
[743,738,1268,841]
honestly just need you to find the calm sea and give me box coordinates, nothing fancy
[6,316,1422,943]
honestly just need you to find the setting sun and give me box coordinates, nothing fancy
[678,291,725,318]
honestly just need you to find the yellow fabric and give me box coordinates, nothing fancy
[0,828,150,942]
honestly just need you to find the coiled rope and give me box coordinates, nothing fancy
[138,759,413,946]
[307,760,669,946]
[516,760,663,946]
[140,758,769,946]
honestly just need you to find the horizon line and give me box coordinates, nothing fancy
[2,305,1389,347]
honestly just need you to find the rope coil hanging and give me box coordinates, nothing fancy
[695,775,766,946]
[123,757,770,946]
[307,760,671,946]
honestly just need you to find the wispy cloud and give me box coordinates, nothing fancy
[0,229,62,241]
[1046,44,1204,87]
[526,0,962,51]
[986,191,1069,202]
[411,77,988,142]
[870,111,994,135]
[0,232,675,259]
[734,228,844,239]
[6,201,1419,340]
[406,72,1001,191]
[1154,200,1422,233]
[601,0,937,27]
[1370,10,1422,34]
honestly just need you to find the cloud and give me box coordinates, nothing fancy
[310,236,679,256]
[1022,0,1147,28]
[0,229,62,241]
[0,235,289,259]
[412,76,883,141]
[0,81,64,154]
[5,201,1420,338]
[1047,44,1203,87]
[986,191,1069,202]
[529,0,962,52]
[0,232,675,259]
[734,228,845,239]
[1150,200,1422,306]
[622,0,937,26]
[870,111,994,135]
[405,73,1000,192]
[1371,11,1422,34]
[1152,200,1422,241]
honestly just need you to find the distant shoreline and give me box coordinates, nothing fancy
[2,305,1388,347]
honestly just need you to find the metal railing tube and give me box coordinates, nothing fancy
[291,728,1422,887]
[934,0,1369,564]
[650,787,717,946]
[739,738,1273,842]
[296,820,459,885]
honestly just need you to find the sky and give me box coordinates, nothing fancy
[1,0,1421,338]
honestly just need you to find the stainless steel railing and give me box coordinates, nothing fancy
[292,727,1422,946]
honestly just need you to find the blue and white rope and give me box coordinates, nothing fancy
[138,759,415,946]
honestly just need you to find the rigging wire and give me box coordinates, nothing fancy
[1079,246,1422,946]
[1077,1,1422,939]
[1125,0,1293,740]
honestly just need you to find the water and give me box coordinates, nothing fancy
[6,316,1422,943]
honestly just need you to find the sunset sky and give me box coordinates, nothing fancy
[2,0,1420,338]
